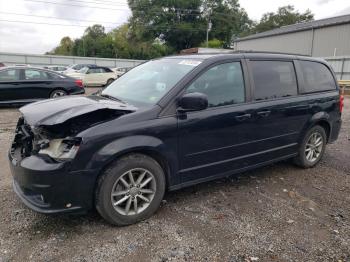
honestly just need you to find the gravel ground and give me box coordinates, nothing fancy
[0,91,349,262]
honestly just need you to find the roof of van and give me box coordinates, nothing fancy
[166,51,324,62]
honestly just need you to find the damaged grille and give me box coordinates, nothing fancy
[11,117,52,159]
[12,117,35,158]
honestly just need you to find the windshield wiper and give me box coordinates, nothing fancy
[100,93,126,104]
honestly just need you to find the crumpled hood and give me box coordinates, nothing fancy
[20,95,137,126]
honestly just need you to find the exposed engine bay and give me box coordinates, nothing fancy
[11,108,133,162]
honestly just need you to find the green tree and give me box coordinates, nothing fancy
[128,0,207,51]
[250,5,314,34]
[206,0,252,47]
[48,36,74,55]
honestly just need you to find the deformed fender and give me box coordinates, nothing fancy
[86,135,178,186]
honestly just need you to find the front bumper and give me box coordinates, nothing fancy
[9,152,97,214]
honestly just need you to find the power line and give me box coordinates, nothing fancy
[22,0,237,18]
[0,11,124,25]
[64,0,129,7]
[0,19,215,32]
[23,0,130,11]
[0,19,117,29]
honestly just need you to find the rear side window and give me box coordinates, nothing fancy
[0,69,20,81]
[300,61,336,93]
[103,68,112,73]
[251,61,297,101]
[24,69,50,80]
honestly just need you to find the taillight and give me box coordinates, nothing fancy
[340,94,344,113]
[75,79,83,88]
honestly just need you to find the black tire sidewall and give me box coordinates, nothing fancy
[298,126,327,168]
[106,79,114,86]
[96,154,166,226]
[50,89,67,98]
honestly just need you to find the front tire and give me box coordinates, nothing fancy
[294,125,327,168]
[95,154,166,226]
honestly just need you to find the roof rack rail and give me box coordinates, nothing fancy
[233,50,311,57]
[175,50,311,57]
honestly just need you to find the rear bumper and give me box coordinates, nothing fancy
[9,152,97,214]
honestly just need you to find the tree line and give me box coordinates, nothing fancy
[47,2,314,60]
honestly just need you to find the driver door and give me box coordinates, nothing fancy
[177,61,258,182]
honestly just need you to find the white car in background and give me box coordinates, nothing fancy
[63,64,96,74]
[66,66,118,87]
[45,65,68,74]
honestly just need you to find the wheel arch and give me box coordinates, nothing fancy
[300,112,332,143]
[89,135,177,192]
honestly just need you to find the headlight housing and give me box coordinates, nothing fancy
[39,138,81,161]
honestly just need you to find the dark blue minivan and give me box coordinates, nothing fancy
[9,52,343,225]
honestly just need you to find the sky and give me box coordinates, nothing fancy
[0,0,349,54]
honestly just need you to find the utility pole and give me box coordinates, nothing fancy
[206,20,212,47]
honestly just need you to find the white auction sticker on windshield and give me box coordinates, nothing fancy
[178,60,202,66]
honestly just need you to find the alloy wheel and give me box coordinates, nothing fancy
[51,90,66,97]
[305,132,324,162]
[111,168,156,216]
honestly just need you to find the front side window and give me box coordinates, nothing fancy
[0,69,20,81]
[102,58,201,107]
[24,69,49,80]
[186,62,245,107]
[251,60,297,101]
[300,61,336,93]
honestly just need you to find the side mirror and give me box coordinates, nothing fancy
[178,92,208,112]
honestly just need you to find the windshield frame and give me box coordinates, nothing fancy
[101,57,203,107]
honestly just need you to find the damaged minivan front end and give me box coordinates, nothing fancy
[9,96,137,213]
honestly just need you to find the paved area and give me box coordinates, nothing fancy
[0,92,349,262]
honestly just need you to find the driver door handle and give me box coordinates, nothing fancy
[235,113,251,122]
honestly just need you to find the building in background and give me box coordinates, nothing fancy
[234,14,350,80]
[234,14,350,57]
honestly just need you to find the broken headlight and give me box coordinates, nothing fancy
[38,138,81,161]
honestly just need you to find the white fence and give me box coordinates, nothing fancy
[0,52,145,68]
[324,56,350,80]
[1,52,349,80]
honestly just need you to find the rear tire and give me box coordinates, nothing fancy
[106,78,115,86]
[293,125,327,168]
[50,89,67,98]
[95,154,166,226]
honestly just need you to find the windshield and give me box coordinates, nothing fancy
[78,67,89,74]
[101,58,202,107]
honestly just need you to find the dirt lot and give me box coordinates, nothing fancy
[0,91,349,262]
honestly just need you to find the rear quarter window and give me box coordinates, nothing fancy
[300,61,336,93]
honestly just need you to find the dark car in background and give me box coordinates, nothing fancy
[9,53,342,226]
[0,66,84,104]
